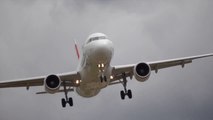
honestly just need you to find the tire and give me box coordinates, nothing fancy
[61,98,66,108]
[68,97,73,106]
[104,76,107,82]
[100,76,103,82]
[120,91,125,100]
[127,89,132,99]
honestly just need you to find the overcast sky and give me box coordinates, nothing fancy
[0,0,213,120]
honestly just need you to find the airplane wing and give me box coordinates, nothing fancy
[0,71,80,90]
[110,53,213,84]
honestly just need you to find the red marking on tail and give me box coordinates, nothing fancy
[74,41,80,60]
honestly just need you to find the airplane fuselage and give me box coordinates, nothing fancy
[76,33,114,97]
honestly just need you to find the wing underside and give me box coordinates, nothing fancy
[110,53,213,84]
[0,72,80,90]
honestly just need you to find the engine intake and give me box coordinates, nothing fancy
[45,74,61,94]
[134,62,151,82]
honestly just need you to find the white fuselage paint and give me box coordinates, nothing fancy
[75,33,114,97]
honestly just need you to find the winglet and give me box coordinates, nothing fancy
[74,40,80,60]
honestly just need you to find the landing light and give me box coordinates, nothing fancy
[98,63,105,68]
[98,64,101,68]
[101,63,104,68]
[110,75,114,80]
[75,80,80,84]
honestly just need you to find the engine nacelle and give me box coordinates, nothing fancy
[134,62,151,82]
[44,74,61,94]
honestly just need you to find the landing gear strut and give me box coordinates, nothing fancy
[120,73,132,100]
[100,74,107,82]
[61,81,73,108]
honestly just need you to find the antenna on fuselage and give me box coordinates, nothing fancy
[74,40,80,60]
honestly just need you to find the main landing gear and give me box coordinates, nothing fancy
[120,73,132,100]
[61,97,73,108]
[61,81,73,108]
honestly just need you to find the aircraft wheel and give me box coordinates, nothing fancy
[104,76,107,82]
[68,97,73,106]
[120,91,125,100]
[100,76,103,82]
[127,89,132,99]
[62,98,66,108]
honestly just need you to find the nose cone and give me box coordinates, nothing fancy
[95,39,113,56]
[86,39,114,63]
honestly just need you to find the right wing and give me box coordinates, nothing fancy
[0,71,80,90]
[0,76,44,89]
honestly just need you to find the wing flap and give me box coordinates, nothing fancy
[149,59,192,73]
[111,65,134,82]
[148,53,213,73]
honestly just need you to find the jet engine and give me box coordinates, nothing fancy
[44,74,61,94]
[134,62,151,82]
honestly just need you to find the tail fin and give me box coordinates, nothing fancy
[74,40,80,60]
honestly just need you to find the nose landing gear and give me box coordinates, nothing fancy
[100,75,107,82]
[98,63,107,82]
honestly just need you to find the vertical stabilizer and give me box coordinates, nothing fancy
[74,40,80,60]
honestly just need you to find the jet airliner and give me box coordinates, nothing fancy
[0,33,213,107]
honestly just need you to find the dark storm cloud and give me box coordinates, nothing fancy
[0,0,213,120]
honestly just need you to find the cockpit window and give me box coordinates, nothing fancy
[88,36,106,43]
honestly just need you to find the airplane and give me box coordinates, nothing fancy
[0,32,213,108]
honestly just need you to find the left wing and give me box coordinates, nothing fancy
[110,53,213,84]
[0,71,80,90]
